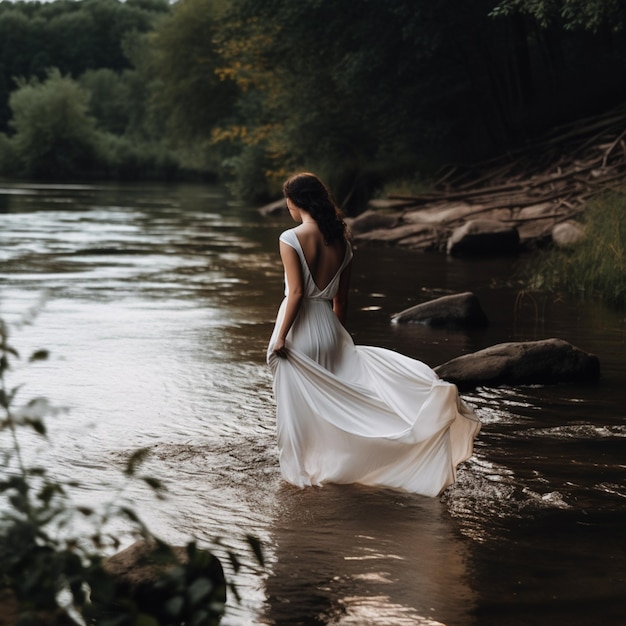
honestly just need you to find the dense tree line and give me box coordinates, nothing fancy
[0,0,179,179]
[1,0,625,201]
[0,0,169,129]
[208,0,626,204]
[149,0,626,204]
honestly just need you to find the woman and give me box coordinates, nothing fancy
[267,172,480,497]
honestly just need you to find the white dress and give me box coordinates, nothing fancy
[267,228,481,497]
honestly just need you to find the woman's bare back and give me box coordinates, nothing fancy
[294,223,346,291]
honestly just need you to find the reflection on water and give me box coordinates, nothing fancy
[1,182,625,625]
[264,485,475,626]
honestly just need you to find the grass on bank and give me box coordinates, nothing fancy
[527,191,626,309]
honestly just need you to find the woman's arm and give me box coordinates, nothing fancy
[273,241,304,357]
[333,260,352,326]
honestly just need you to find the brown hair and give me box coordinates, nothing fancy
[283,172,347,244]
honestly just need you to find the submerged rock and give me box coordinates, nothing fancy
[434,338,600,390]
[447,219,520,256]
[391,292,489,327]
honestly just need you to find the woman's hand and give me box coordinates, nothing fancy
[273,337,288,358]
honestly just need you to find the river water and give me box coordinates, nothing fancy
[0,182,624,626]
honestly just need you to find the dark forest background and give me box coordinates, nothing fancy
[1,0,625,207]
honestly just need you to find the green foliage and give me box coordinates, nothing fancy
[490,0,626,31]
[0,0,193,181]
[0,0,171,132]
[3,0,626,191]
[2,68,183,180]
[200,1,549,199]
[377,175,436,199]
[8,69,99,178]
[79,68,132,135]
[0,131,19,175]
[95,133,181,181]
[0,8,45,128]
[526,193,626,307]
[206,0,439,202]
[148,0,238,147]
[143,0,626,203]
[0,314,263,624]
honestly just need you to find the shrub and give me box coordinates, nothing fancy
[9,68,100,178]
[1,64,184,181]
[79,68,132,135]
[95,132,181,180]
[0,132,20,175]
[0,314,261,624]
[526,192,626,308]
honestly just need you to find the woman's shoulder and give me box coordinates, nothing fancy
[279,227,299,247]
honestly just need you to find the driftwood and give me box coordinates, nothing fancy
[357,105,626,250]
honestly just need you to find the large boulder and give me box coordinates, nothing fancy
[391,292,488,328]
[434,338,600,390]
[447,219,520,256]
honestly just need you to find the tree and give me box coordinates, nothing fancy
[80,68,132,135]
[149,0,239,146]
[9,69,99,178]
[490,0,626,31]
[0,9,43,128]
[207,0,626,203]
[211,0,494,203]
[0,0,171,132]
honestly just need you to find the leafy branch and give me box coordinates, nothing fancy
[0,315,262,625]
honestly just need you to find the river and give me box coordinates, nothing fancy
[0,181,624,625]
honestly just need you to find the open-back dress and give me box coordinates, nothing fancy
[267,228,481,496]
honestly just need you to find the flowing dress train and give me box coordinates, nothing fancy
[267,228,481,497]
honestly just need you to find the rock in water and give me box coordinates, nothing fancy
[434,338,600,390]
[391,292,489,328]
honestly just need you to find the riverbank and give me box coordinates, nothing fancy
[352,105,626,252]
[260,105,626,257]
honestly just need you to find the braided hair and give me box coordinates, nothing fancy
[283,172,348,244]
